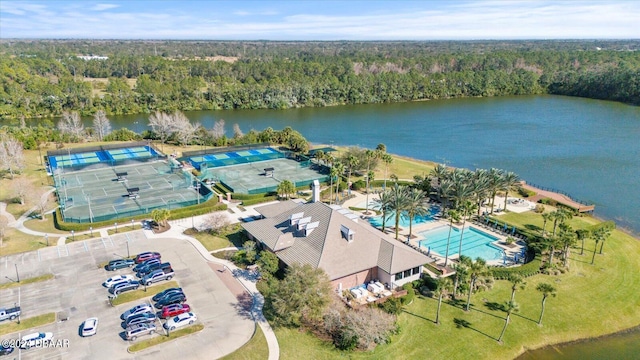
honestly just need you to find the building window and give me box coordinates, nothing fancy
[412,267,420,275]
[395,272,404,281]
[404,270,411,278]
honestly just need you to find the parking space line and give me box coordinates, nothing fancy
[101,237,107,248]
[57,246,61,258]
[84,241,88,252]
[109,236,115,247]
[38,249,41,262]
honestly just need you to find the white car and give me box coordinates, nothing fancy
[120,303,154,320]
[103,275,135,288]
[163,312,197,331]
[81,317,98,337]
[20,332,53,349]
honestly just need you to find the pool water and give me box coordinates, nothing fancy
[369,206,439,228]
[418,226,504,261]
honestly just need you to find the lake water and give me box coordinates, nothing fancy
[106,95,640,235]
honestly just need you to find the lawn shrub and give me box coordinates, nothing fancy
[539,198,558,207]
[351,179,366,190]
[518,187,536,197]
[401,283,415,305]
[378,296,403,315]
[490,257,542,280]
[241,196,278,206]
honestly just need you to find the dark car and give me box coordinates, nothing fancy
[152,288,183,302]
[0,344,14,356]
[124,312,156,328]
[105,258,135,271]
[109,280,140,295]
[136,262,171,277]
[133,259,161,273]
[134,252,161,264]
[154,293,186,309]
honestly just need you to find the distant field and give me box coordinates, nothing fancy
[83,77,137,97]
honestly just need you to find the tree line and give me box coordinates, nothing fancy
[1,40,639,120]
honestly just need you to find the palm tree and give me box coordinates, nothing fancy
[364,149,379,215]
[405,188,428,240]
[541,212,553,235]
[591,227,611,263]
[457,200,478,258]
[558,223,576,268]
[345,154,359,195]
[501,172,520,212]
[536,283,557,326]
[277,180,295,200]
[471,169,490,216]
[438,178,454,217]
[332,162,345,204]
[465,257,487,311]
[434,277,453,325]
[498,300,520,343]
[389,184,410,240]
[545,235,560,266]
[452,255,471,299]
[313,149,325,166]
[430,163,448,187]
[576,229,590,255]
[487,168,505,214]
[443,209,461,268]
[374,190,394,233]
[381,153,393,190]
[551,209,573,236]
[508,274,526,302]
[597,227,611,254]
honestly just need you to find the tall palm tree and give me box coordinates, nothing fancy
[330,162,344,205]
[536,283,557,326]
[465,257,487,311]
[405,188,428,240]
[545,235,560,266]
[443,209,461,268]
[452,255,471,299]
[487,168,505,214]
[438,178,454,217]
[457,200,478,258]
[558,223,577,268]
[345,154,359,195]
[551,209,573,236]
[576,229,590,255]
[381,153,393,190]
[597,227,611,254]
[389,183,410,240]
[501,172,520,211]
[430,163,448,187]
[374,190,394,233]
[471,169,490,216]
[508,274,526,302]
[541,212,553,235]
[314,149,325,166]
[498,300,520,343]
[364,149,379,215]
[591,227,611,264]
[434,277,453,325]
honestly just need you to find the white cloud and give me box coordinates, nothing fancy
[91,4,120,11]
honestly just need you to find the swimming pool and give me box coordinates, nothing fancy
[368,206,439,228]
[418,226,504,261]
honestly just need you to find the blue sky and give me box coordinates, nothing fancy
[1,1,638,40]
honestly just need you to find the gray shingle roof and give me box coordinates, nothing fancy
[242,201,432,280]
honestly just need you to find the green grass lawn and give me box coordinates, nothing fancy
[128,323,204,352]
[0,227,49,256]
[107,224,144,236]
[220,325,268,360]
[111,281,180,306]
[190,224,247,252]
[0,313,56,336]
[227,210,640,360]
[23,217,67,234]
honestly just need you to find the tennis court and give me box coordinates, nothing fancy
[54,161,212,223]
[187,147,284,170]
[47,142,161,174]
[201,157,328,194]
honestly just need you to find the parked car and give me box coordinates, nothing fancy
[154,293,186,309]
[134,252,161,264]
[132,258,161,273]
[141,268,174,286]
[0,306,21,322]
[105,258,135,271]
[81,317,99,337]
[124,312,156,327]
[120,304,154,320]
[163,312,197,331]
[103,275,135,288]
[152,288,183,302]
[137,262,172,277]
[160,304,191,319]
[20,332,53,349]
[124,323,156,341]
[0,344,14,356]
[109,280,140,295]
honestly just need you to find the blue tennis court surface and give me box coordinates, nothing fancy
[49,146,159,171]
[187,147,284,170]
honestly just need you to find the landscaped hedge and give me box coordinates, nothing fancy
[231,192,277,200]
[518,187,536,197]
[370,180,412,187]
[241,196,278,206]
[54,200,227,231]
[490,257,542,280]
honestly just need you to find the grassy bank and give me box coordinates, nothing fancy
[0,274,54,290]
[128,323,204,352]
[220,325,268,360]
[0,313,56,336]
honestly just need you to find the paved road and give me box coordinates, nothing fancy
[0,234,254,360]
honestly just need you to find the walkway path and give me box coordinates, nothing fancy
[522,182,595,213]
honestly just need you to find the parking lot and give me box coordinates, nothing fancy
[0,232,255,359]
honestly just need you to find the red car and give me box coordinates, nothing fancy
[160,304,191,319]
[134,252,161,264]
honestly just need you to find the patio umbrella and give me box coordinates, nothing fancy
[503,253,507,265]
[511,226,516,235]
[427,246,431,256]
[504,223,508,231]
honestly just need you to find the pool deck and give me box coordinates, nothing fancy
[342,190,527,268]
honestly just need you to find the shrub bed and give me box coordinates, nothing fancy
[490,257,542,280]
[242,196,278,206]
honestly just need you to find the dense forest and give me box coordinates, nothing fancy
[0,40,638,120]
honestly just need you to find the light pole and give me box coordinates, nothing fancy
[89,226,93,237]
[115,222,118,233]
[45,233,49,246]
[15,264,19,283]
[71,230,75,242]
[131,219,134,230]
[126,240,130,258]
